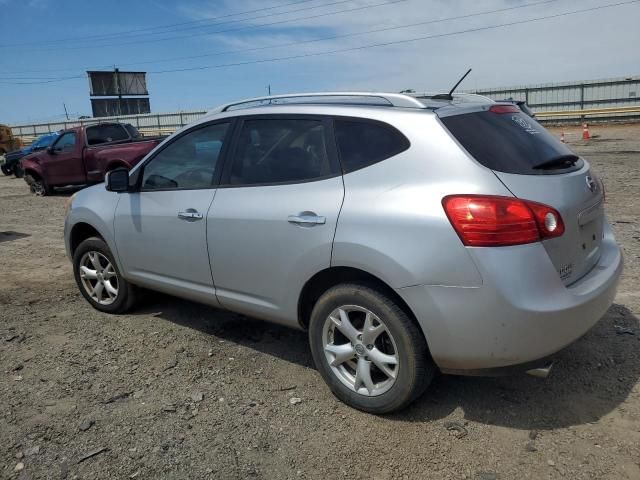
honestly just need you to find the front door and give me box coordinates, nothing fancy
[47,131,84,186]
[208,116,344,325]
[114,121,232,304]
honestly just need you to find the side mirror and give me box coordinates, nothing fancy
[46,147,55,154]
[105,168,130,193]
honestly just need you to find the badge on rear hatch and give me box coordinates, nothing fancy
[557,263,573,281]
[585,175,597,193]
[511,115,539,135]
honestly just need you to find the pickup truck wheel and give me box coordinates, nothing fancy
[1,164,12,176]
[309,283,435,414]
[28,176,52,196]
[73,237,137,314]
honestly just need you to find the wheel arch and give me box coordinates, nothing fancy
[69,222,105,257]
[298,266,421,334]
[105,160,130,172]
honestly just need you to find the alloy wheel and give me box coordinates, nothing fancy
[78,251,119,305]
[322,305,399,396]
[30,179,45,196]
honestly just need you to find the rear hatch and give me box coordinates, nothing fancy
[439,104,604,285]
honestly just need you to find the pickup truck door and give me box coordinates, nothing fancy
[46,131,85,186]
[113,121,232,305]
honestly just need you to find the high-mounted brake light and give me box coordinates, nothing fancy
[442,195,565,247]
[489,105,520,114]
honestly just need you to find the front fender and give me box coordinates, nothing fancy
[21,156,44,178]
[64,184,124,273]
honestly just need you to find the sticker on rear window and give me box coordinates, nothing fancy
[511,115,539,135]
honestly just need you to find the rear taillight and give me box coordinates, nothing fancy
[442,195,565,247]
[489,105,520,114]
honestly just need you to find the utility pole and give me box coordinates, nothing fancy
[63,103,69,120]
[268,84,271,95]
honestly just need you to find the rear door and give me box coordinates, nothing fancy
[207,115,344,324]
[114,121,232,303]
[440,106,604,285]
[46,131,85,186]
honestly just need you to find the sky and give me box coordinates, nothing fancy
[0,0,639,124]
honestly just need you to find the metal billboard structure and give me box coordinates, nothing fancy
[87,70,150,117]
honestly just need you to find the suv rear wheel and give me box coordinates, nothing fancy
[309,283,434,414]
[72,237,137,313]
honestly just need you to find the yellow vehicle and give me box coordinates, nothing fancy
[0,124,23,156]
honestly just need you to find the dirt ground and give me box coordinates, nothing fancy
[1,123,639,480]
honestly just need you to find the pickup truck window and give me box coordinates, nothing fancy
[53,132,76,152]
[86,124,129,146]
[141,122,229,191]
[124,124,141,139]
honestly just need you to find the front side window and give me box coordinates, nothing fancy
[53,132,76,152]
[86,124,129,146]
[142,122,229,190]
[230,119,333,185]
[334,119,410,173]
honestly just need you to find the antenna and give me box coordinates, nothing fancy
[432,68,472,101]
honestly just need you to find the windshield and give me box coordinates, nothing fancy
[32,133,58,148]
[440,108,582,175]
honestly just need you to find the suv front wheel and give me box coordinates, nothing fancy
[309,283,435,414]
[72,237,137,313]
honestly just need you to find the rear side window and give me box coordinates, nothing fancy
[230,118,335,185]
[334,119,409,173]
[440,110,582,175]
[86,124,129,146]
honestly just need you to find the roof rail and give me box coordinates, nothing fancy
[212,92,427,113]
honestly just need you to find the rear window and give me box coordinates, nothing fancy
[125,124,141,138]
[86,124,129,146]
[334,119,409,173]
[440,109,582,175]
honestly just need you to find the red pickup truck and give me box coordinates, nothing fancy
[21,122,164,195]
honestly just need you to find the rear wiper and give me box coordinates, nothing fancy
[532,154,580,170]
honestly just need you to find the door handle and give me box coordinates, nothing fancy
[178,210,204,221]
[287,213,326,225]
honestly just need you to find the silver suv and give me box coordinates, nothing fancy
[64,93,623,413]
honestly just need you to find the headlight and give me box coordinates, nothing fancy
[64,192,77,217]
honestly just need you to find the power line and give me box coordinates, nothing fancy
[91,0,565,71]
[1,0,321,47]
[1,0,637,85]
[3,0,395,51]
[1,0,559,76]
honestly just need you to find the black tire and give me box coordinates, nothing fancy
[26,174,52,196]
[72,237,137,314]
[309,283,435,414]
[1,164,12,176]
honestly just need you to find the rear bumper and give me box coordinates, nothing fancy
[397,221,623,372]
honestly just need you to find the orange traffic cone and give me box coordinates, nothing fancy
[560,132,565,143]
[582,123,590,140]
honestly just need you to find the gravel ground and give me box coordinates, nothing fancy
[1,123,639,480]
